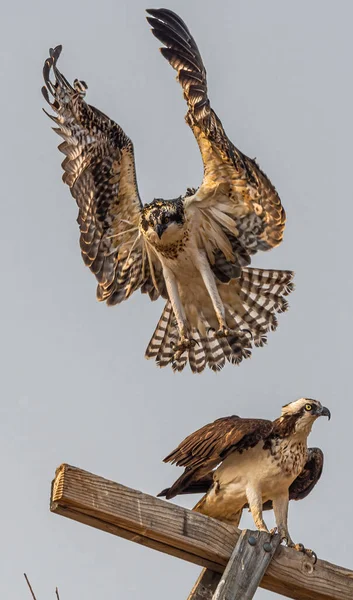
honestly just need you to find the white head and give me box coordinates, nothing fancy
[281,398,331,434]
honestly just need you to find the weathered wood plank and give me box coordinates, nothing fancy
[51,464,239,571]
[50,464,353,600]
[213,530,281,600]
[187,569,220,600]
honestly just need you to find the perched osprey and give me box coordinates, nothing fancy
[158,398,330,555]
[42,8,294,373]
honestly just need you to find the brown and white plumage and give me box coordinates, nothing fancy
[42,9,294,373]
[146,268,293,372]
[147,8,286,256]
[158,398,330,549]
[42,46,166,306]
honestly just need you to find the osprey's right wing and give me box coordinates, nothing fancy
[158,415,273,499]
[42,46,165,305]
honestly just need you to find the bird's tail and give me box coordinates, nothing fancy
[157,474,213,499]
[145,267,294,373]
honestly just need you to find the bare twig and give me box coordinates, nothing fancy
[24,573,61,598]
[24,574,37,600]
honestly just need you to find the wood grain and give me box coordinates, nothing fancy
[213,530,281,600]
[50,464,353,600]
[187,569,221,600]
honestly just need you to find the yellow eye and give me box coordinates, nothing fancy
[305,404,312,411]
[164,216,170,223]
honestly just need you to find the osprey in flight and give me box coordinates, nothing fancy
[42,8,294,373]
[158,398,330,554]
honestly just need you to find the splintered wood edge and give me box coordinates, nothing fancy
[50,464,353,600]
[52,463,67,503]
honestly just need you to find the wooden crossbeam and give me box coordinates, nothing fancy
[50,464,353,600]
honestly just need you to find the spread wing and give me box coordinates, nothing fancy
[159,415,273,499]
[147,9,285,281]
[42,46,165,305]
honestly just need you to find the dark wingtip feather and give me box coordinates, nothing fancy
[146,8,176,19]
[43,58,51,83]
[146,15,157,28]
[43,45,63,81]
[41,86,50,103]
[146,8,190,33]
[157,487,169,498]
[50,45,63,60]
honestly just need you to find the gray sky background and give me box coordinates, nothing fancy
[2,0,353,598]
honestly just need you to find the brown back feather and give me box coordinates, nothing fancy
[161,415,273,498]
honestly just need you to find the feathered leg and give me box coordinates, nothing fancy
[246,486,269,532]
[273,493,317,562]
[194,250,234,337]
[162,265,195,356]
[272,493,292,544]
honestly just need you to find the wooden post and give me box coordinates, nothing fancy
[50,464,353,600]
[213,530,281,600]
[188,531,281,600]
[187,569,220,600]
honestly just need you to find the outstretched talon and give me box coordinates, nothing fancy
[215,325,237,338]
[171,336,197,360]
[292,543,317,564]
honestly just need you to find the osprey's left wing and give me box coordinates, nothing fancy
[147,9,285,278]
[158,415,273,499]
[289,447,324,501]
[42,46,165,305]
[261,448,324,511]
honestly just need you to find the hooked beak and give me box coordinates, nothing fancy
[156,223,165,239]
[320,406,331,420]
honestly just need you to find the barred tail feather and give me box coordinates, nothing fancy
[144,301,175,363]
[145,267,294,373]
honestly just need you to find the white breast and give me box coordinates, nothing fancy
[215,437,307,501]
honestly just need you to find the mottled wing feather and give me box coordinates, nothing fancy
[161,416,273,498]
[147,9,286,269]
[164,416,273,468]
[261,448,324,511]
[289,447,324,501]
[42,46,164,304]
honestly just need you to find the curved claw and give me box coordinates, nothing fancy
[215,325,238,338]
[171,336,199,359]
[293,543,317,564]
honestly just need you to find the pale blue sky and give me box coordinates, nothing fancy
[1,0,353,598]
